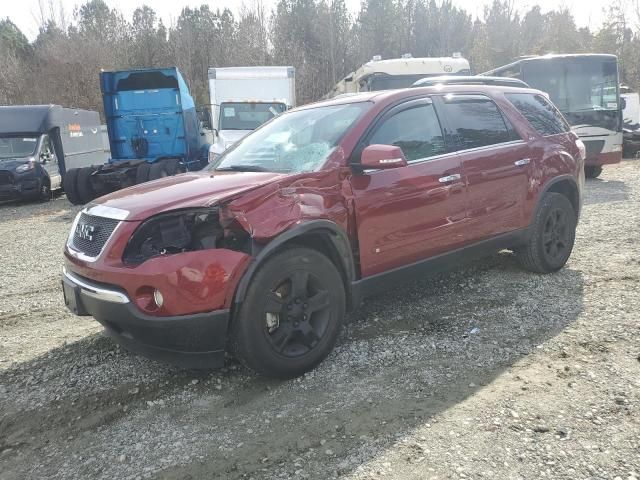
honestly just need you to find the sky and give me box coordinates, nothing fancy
[5,0,613,41]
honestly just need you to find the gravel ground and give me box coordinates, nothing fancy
[0,161,639,480]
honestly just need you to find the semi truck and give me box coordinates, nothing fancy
[0,105,106,201]
[326,54,471,98]
[64,67,211,205]
[207,66,295,162]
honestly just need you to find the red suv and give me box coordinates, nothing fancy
[62,84,585,378]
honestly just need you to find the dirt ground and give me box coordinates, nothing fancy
[0,161,638,480]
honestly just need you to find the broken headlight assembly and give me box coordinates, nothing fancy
[122,208,249,265]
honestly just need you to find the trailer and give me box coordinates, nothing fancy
[64,67,211,205]
[208,66,295,161]
[0,105,106,201]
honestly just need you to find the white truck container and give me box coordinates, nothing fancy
[208,66,296,160]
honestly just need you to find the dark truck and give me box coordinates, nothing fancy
[64,67,212,205]
[0,105,106,201]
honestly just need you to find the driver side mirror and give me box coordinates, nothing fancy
[40,152,51,163]
[359,144,408,170]
[621,97,627,110]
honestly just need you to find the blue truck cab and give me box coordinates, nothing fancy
[63,67,211,205]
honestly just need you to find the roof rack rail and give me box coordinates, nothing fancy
[412,75,530,88]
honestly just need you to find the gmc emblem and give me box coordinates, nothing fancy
[76,223,97,241]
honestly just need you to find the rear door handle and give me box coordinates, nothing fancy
[438,173,461,183]
[514,158,531,166]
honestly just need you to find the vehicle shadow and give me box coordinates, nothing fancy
[584,178,629,205]
[0,252,585,480]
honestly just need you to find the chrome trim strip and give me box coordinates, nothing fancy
[63,266,130,304]
[85,204,130,221]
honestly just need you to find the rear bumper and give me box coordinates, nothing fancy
[62,267,228,368]
[586,151,622,166]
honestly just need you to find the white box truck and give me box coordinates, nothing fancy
[208,66,295,161]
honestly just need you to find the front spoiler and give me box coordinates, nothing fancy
[62,267,228,369]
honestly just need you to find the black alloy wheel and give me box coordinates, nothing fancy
[542,207,570,263]
[231,247,345,378]
[263,271,332,358]
[516,192,576,273]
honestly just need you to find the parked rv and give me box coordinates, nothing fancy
[64,67,211,205]
[207,66,296,161]
[484,54,623,178]
[621,88,640,157]
[0,105,106,201]
[326,54,471,98]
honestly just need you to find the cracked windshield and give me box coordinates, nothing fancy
[211,102,370,173]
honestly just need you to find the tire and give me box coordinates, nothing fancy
[135,162,150,184]
[163,158,183,176]
[37,178,51,202]
[76,166,96,204]
[585,166,603,178]
[230,247,346,379]
[148,161,169,180]
[516,193,576,274]
[63,168,82,205]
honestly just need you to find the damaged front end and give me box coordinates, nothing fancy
[122,207,251,265]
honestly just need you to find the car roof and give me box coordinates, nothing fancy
[297,84,545,112]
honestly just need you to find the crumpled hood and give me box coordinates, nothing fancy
[94,170,287,221]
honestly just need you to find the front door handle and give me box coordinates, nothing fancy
[438,173,461,183]
[514,158,531,166]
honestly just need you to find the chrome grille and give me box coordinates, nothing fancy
[71,213,120,258]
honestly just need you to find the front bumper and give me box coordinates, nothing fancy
[62,267,229,368]
[0,175,41,200]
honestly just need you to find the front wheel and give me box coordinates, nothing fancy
[516,193,576,273]
[585,166,602,178]
[230,247,346,379]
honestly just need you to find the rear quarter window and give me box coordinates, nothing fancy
[505,93,571,136]
[439,96,519,150]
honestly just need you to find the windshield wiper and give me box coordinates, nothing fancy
[215,164,269,172]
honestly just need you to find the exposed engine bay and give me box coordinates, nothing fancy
[123,208,249,265]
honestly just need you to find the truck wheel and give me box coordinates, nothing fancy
[76,166,96,204]
[38,178,51,202]
[136,163,150,184]
[63,168,82,205]
[585,166,602,178]
[164,159,183,175]
[230,247,345,379]
[149,161,169,180]
[515,193,576,274]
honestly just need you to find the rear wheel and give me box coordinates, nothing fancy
[135,162,150,184]
[230,247,345,379]
[516,193,576,273]
[149,161,169,180]
[585,166,602,178]
[164,159,183,176]
[63,168,81,205]
[76,166,96,204]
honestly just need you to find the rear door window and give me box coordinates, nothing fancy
[368,102,446,161]
[505,93,571,136]
[439,95,516,150]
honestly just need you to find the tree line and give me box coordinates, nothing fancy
[0,0,638,115]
